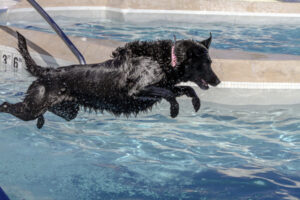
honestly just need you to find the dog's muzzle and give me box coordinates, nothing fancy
[196,77,221,90]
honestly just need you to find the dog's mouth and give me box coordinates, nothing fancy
[200,79,209,90]
[196,79,209,90]
[195,78,221,90]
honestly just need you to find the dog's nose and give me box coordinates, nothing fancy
[209,77,221,86]
[214,78,221,86]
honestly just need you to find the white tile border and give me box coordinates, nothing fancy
[182,81,300,89]
[217,81,300,89]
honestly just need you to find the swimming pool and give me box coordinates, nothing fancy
[0,6,300,200]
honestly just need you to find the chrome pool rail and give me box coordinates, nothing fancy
[26,0,86,65]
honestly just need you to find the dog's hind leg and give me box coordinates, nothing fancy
[137,86,179,118]
[0,101,47,128]
[172,86,200,112]
[0,80,54,129]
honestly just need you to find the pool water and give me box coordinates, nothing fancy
[0,70,300,199]
[4,16,300,55]
[1,9,300,200]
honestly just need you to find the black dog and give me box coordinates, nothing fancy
[0,32,220,129]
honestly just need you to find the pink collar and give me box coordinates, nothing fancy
[171,35,177,67]
[171,45,177,67]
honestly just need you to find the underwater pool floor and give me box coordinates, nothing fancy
[0,71,299,200]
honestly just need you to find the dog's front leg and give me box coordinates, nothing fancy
[172,86,200,112]
[0,80,59,129]
[137,86,179,118]
[48,101,79,121]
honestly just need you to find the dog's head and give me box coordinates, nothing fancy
[175,34,220,90]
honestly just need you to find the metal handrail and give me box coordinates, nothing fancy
[27,0,86,64]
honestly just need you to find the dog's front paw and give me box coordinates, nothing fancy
[170,102,179,118]
[192,97,201,112]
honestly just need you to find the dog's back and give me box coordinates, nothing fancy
[112,40,173,68]
[17,32,165,97]
[49,58,164,97]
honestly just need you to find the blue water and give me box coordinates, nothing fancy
[0,70,300,199]
[4,16,300,56]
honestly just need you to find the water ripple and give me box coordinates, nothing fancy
[0,73,300,199]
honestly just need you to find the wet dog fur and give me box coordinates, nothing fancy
[0,32,220,129]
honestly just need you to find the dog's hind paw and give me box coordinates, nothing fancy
[192,97,201,112]
[170,102,179,118]
[36,115,45,129]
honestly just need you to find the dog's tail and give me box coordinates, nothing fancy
[17,32,46,77]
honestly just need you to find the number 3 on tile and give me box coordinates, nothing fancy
[1,53,12,66]
[2,54,7,64]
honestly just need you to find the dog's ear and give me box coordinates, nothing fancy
[200,32,212,49]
